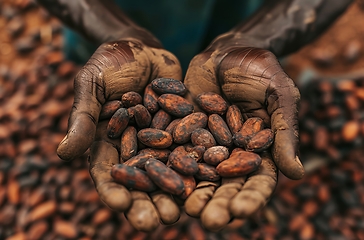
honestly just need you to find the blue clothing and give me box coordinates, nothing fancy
[64,0,264,71]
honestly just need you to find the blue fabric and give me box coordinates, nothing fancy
[64,0,264,71]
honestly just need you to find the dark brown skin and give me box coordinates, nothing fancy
[157,94,194,118]
[107,108,129,139]
[173,112,208,144]
[111,164,157,192]
[226,105,244,135]
[41,0,352,232]
[99,100,123,120]
[120,126,138,161]
[151,78,187,96]
[195,92,228,115]
[145,158,185,195]
[150,109,172,130]
[121,91,142,108]
[208,114,233,147]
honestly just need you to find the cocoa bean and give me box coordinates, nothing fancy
[151,78,187,96]
[111,164,157,192]
[158,94,194,117]
[168,146,199,175]
[208,114,233,147]
[137,128,173,149]
[145,159,185,195]
[121,91,143,108]
[99,100,123,120]
[107,108,129,138]
[195,92,228,115]
[216,150,262,177]
[203,146,230,166]
[173,112,208,144]
[143,83,160,114]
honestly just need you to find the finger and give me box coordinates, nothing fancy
[125,191,160,232]
[150,191,180,225]
[149,48,183,80]
[230,152,278,218]
[89,139,131,212]
[266,73,305,179]
[200,177,246,232]
[184,181,219,218]
[183,52,221,110]
[57,63,104,161]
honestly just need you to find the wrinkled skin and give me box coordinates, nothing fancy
[57,39,182,231]
[183,36,304,231]
[57,34,304,231]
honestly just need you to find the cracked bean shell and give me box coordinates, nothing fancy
[121,91,142,108]
[190,128,216,148]
[203,146,230,166]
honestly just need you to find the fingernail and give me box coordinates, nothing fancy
[59,135,68,145]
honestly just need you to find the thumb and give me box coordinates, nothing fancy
[183,51,221,109]
[267,72,304,180]
[57,64,104,161]
[149,48,182,80]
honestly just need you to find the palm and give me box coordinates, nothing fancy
[183,46,303,231]
[57,39,182,232]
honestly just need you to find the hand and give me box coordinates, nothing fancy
[57,38,182,231]
[183,38,304,231]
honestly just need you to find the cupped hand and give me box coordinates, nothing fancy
[183,41,304,231]
[57,38,182,231]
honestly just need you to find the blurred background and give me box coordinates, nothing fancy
[0,0,364,239]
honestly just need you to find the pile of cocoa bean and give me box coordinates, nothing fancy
[299,75,364,162]
[104,78,273,199]
[2,1,364,240]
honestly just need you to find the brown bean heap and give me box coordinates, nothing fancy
[106,78,275,199]
[299,76,364,161]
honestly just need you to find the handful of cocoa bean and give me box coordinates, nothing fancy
[105,78,274,199]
